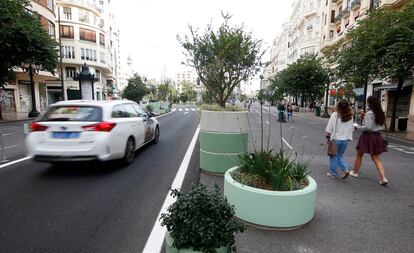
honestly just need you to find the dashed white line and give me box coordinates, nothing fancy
[178,108,183,112]
[282,137,293,149]
[266,121,270,125]
[0,156,31,170]
[142,126,200,253]
[191,108,196,111]
[172,108,176,112]
[185,108,189,112]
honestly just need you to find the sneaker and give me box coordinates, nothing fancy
[326,172,337,179]
[379,178,388,186]
[342,170,350,180]
[349,171,359,178]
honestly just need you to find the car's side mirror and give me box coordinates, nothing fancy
[149,112,156,118]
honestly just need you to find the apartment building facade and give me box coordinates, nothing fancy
[266,0,413,121]
[0,0,120,120]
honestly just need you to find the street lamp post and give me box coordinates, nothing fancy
[259,75,264,152]
[321,73,332,118]
[21,63,42,118]
[74,63,98,100]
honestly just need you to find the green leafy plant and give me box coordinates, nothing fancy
[160,184,245,253]
[200,103,243,112]
[232,149,310,191]
[146,104,154,113]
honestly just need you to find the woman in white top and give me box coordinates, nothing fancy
[325,100,354,179]
[351,96,388,185]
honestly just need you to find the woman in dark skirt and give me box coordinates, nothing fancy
[351,96,388,185]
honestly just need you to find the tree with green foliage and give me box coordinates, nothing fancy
[270,55,327,106]
[331,1,414,131]
[157,83,170,101]
[179,92,189,103]
[178,13,264,107]
[181,81,196,101]
[122,74,149,103]
[0,0,58,86]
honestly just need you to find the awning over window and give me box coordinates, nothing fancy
[373,80,412,91]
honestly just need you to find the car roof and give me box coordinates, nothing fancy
[52,100,138,108]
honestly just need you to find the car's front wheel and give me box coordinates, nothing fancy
[152,126,159,144]
[122,137,135,165]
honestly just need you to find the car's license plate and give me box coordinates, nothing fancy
[52,132,80,139]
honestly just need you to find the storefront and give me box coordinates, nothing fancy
[374,80,413,119]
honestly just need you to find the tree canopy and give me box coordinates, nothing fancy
[270,55,327,106]
[122,74,149,103]
[178,13,264,107]
[0,0,58,86]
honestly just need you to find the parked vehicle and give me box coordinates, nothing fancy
[26,100,160,165]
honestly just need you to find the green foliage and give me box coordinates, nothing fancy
[0,0,58,86]
[160,184,245,253]
[200,103,243,111]
[178,13,264,107]
[145,104,154,113]
[179,92,189,103]
[232,149,309,191]
[270,55,327,102]
[181,81,196,101]
[122,74,149,103]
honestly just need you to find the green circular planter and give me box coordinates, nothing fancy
[200,110,248,174]
[224,167,317,229]
[165,231,229,253]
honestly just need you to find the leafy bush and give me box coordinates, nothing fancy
[200,103,243,112]
[160,184,245,253]
[232,149,309,191]
[146,104,154,113]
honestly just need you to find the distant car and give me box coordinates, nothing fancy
[26,100,160,165]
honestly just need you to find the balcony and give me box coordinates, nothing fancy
[65,0,102,13]
[334,12,343,23]
[342,8,351,18]
[351,0,362,10]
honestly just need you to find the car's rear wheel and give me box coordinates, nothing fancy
[122,137,135,165]
[152,126,159,144]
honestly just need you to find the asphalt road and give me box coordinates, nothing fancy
[0,105,200,253]
[226,103,414,252]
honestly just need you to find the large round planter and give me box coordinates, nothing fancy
[200,110,248,174]
[165,231,229,253]
[224,167,317,229]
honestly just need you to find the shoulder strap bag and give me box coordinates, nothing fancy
[327,115,338,156]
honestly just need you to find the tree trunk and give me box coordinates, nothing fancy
[218,92,226,108]
[0,106,3,120]
[389,77,404,132]
[301,94,305,107]
[362,81,368,112]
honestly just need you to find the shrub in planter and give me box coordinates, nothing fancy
[160,184,245,253]
[232,149,309,191]
[146,104,154,113]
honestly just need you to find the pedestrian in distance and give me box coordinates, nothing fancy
[287,103,294,121]
[351,96,389,186]
[277,102,286,122]
[325,100,354,179]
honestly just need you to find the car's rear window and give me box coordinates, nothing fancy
[41,106,102,122]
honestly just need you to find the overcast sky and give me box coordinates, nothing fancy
[113,0,294,85]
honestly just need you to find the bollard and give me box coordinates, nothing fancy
[0,132,6,162]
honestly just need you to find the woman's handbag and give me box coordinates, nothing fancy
[327,116,338,156]
[327,140,337,156]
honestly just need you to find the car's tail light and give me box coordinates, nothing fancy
[30,122,48,132]
[82,122,116,132]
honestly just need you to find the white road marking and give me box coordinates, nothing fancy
[178,108,183,112]
[0,156,31,170]
[266,121,270,125]
[191,108,196,111]
[155,110,175,119]
[142,126,200,253]
[388,144,414,155]
[184,112,189,115]
[172,108,176,112]
[1,133,16,136]
[185,108,189,111]
[5,145,18,149]
[282,137,293,150]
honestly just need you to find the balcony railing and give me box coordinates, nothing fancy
[351,0,362,9]
[342,8,350,18]
[335,12,343,23]
[66,0,102,13]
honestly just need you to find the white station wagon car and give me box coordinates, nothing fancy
[26,100,160,165]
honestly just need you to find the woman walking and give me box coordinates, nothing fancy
[351,96,388,185]
[325,100,354,179]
